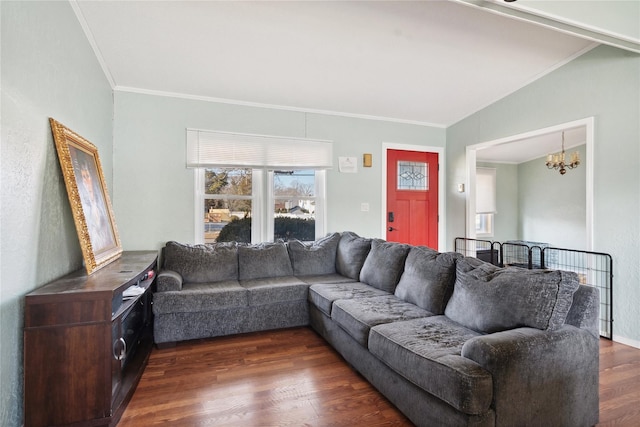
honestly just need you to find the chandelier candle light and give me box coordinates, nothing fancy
[545,131,580,175]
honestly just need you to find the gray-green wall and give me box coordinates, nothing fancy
[1,2,113,425]
[112,91,445,249]
[3,4,640,426]
[518,145,587,249]
[447,45,640,344]
[478,144,587,249]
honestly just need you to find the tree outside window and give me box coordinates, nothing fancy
[203,168,317,243]
[204,168,252,243]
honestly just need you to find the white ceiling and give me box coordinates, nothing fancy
[73,0,598,128]
[475,126,587,164]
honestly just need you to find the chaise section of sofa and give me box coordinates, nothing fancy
[447,257,600,427]
[308,239,600,427]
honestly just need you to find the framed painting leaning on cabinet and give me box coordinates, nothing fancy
[50,118,122,274]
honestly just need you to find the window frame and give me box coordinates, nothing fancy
[475,167,496,238]
[475,213,494,237]
[195,168,326,244]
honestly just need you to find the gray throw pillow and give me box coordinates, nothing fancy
[444,257,580,334]
[335,232,372,280]
[359,239,411,292]
[238,242,293,280]
[394,247,462,314]
[163,241,238,283]
[287,232,340,276]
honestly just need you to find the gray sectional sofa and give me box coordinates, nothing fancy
[153,232,600,427]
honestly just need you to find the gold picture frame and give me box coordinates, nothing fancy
[50,118,122,274]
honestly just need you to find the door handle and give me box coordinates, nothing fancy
[113,337,126,361]
[388,227,396,232]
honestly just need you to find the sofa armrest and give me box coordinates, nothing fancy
[565,284,600,338]
[461,326,599,427]
[157,269,183,292]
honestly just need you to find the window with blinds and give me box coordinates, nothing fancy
[188,129,333,244]
[476,167,497,236]
[186,129,333,169]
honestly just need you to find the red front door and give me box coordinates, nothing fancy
[386,149,438,249]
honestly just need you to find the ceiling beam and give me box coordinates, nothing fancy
[452,0,640,54]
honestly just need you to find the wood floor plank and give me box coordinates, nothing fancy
[119,328,640,427]
[598,339,640,426]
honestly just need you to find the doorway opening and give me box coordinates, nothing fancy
[465,117,594,251]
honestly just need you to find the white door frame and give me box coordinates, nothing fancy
[465,117,595,250]
[381,143,446,251]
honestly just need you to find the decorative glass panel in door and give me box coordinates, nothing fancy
[397,161,428,191]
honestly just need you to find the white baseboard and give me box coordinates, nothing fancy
[612,334,640,349]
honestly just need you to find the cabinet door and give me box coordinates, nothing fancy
[24,323,111,427]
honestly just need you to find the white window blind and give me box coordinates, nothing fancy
[476,167,497,214]
[186,129,333,169]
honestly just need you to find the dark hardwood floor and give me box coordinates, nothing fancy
[598,339,640,426]
[119,327,640,426]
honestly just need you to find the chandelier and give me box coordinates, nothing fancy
[545,131,580,175]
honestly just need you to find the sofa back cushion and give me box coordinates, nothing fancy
[163,241,238,284]
[445,257,580,333]
[238,242,293,280]
[287,232,340,276]
[359,239,411,293]
[394,247,461,314]
[335,232,372,280]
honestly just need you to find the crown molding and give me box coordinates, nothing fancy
[114,86,447,129]
[69,0,116,88]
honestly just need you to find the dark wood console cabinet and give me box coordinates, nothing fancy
[24,251,158,427]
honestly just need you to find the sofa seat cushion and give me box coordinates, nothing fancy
[308,282,390,316]
[152,281,247,314]
[394,247,461,314]
[445,257,580,334]
[297,273,357,285]
[359,239,411,292]
[331,295,433,346]
[287,232,341,276]
[369,316,492,415]
[240,276,309,306]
